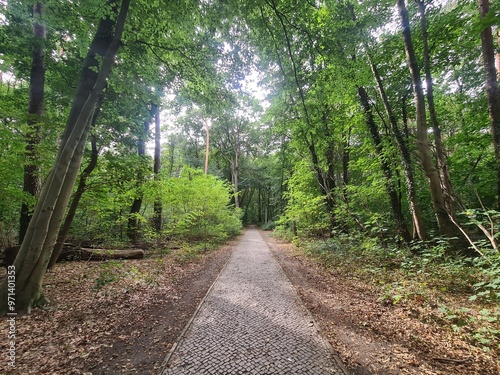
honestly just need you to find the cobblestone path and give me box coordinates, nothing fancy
[160,229,347,374]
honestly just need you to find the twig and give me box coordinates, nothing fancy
[432,356,472,364]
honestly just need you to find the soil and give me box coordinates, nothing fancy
[1,230,498,374]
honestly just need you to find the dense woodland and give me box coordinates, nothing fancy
[0,0,500,357]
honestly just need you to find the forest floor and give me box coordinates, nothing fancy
[262,231,499,375]
[1,229,498,374]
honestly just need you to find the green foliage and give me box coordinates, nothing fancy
[469,253,500,303]
[70,151,146,245]
[94,260,124,291]
[276,160,330,238]
[149,166,242,242]
[260,221,276,231]
[437,304,500,352]
[297,232,500,352]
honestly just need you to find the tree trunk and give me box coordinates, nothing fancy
[0,0,130,313]
[358,86,412,242]
[496,29,500,81]
[417,0,458,215]
[369,57,427,241]
[204,118,210,174]
[397,0,457,238]
[308,139,337,229]
[341,126,350,196]
[19,2,45,243]
[128,105,157,243]
[153,110,162,232]
[478,0,500,210]
[322,113,339,231]
[48,133,99,269]
[232,153,240,208]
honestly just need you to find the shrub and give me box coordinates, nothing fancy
[150,167,242,242]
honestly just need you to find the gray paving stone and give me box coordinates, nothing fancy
[160,229,347,375]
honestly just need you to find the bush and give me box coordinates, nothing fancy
[149,167,242,242]
[276,160,330,238]
[260,221,276,231]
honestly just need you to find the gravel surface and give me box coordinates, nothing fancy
[160,229,347,374]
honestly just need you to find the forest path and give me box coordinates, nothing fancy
[159,228,348,374]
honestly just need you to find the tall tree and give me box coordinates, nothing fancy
[213,114,249,209]
[127,104,158,243]
[478,0,500,210]
[397,0,458,239]
[417,0,457,215]
[153,110,162,232]
[0,0,130,313]
[358,85,412,242]
[19,2,45,243]
[368,56,427,241]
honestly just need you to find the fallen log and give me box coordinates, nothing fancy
[61,248,145,261]
[2,245,144,266]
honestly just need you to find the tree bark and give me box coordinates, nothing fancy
[496,29,500,82]
[19,2,45,243]
[232,152,240,209]
[369,57,426,241]
[0,0,130,313]
[128,104,157,243]
[48,133,99,269]
[417,0,458,215]
[308,138,337,229]
[153,110,162,232]
[204,118,210,174]
[59,248,144,261]
[358,86,412,242]
[397,0,457,239]
[478,0,500,210]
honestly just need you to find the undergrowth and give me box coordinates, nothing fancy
[290,233,500,353]
[174,241,218,264]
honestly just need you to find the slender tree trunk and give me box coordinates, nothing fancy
[308,139,337,229]
[232,153,240,209]
[417,0,458,215]
[0,0,130,313]
[19,2,45,243]
[342,126,350,195]
[496,29,500,82]
[265,189,269,224]
[48,134,99,269]
[167,138,176,176]
[128,104,157,243]
[478,0,500,210]
[369,58,427,241]
[153,110,162,232]
[397,0,457,238]
[49,97,104,268]
[204,119,210,174]
[358,86,412,242]
[402,90,411,140]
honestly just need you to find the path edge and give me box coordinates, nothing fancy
[259,229,351,375]
[157,237,237,374]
